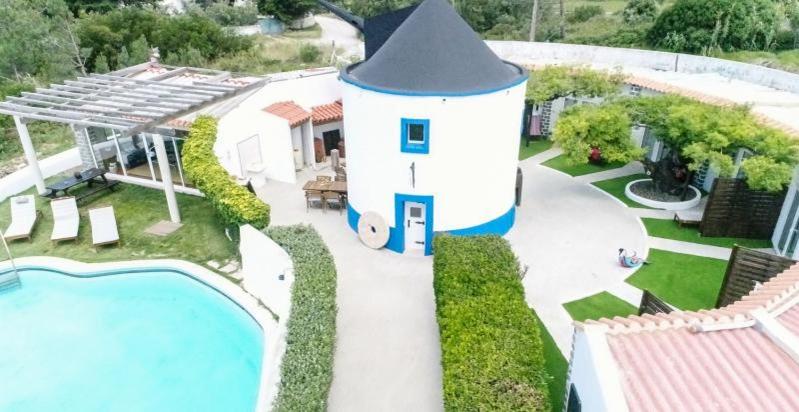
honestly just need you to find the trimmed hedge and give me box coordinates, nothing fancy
[433,235,550,411]
[183,116,270,228]
[266,225,337,412]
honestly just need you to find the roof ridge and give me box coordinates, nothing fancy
[576,263,799,335]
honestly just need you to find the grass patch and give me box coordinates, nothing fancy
[207,34,333,75]
[542,154,626,177]
[1,122,74,168]
[530,310,567,412]
[267,225,337,412]
[626,249,727,311]
[713,50,799,74]
[282,24,323,39]
[519,139,554,160]
[563,292,637,322]
[591,173,653,208]
[0,182,236,267]
[434,235,550,411]
[642,218,772,249]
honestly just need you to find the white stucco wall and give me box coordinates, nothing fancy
[313,121,345,141]
[216,109,296,184]
[342,80,527,231]
[568,326,629,411]
[0,148,81,202]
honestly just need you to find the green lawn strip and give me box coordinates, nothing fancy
[541,154,626,177]
[626,249,728,311]
[530,310,568,412]
[563,292,638,322]
[267,225,337,412]
[0,182,236,267]
[642,218,772,249]
[519,138,554,160]
[591,173,654,208]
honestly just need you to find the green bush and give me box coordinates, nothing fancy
[266,225,337,412]
[204,1,259,26]
[298,43,321,63]
[568,5,603,23]
[182,116,270,229]
[433,235,550,411]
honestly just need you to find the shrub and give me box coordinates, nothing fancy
[205,1,259,26]
[568,5,603,23]
[623,0,659,24]
[433,235,550,411]
[183,116,270,228]
[298,43,321,63]
[266,225,337,412]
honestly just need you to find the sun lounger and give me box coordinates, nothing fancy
[674,211,703,227]
[3,195,39,242]
[89,206,119,247]
[50,197,79,242]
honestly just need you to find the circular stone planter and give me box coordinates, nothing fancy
[624,179,701,210]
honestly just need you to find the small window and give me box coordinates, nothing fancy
[401,118,430,154]
[410,207,422,218]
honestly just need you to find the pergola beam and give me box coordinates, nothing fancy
[0,102,144,127]
[51,84,191,110]
[72,77,215,103]
[34,88,177,113]
[90,73,236,94]
[11,95,164,119]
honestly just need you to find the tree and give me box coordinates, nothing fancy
[526,66,625,104]
[623,0,659,24]
[553,104,645,165]
[0,0,77,81]
[128,35,151,65]
[93,54,110,73]
[648,0,781,53]
[258,0,316,22]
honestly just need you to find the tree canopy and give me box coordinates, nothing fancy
[648,0,781,53]
[526,66,625,104]
[258,0,316,22]
[555,94,799,192]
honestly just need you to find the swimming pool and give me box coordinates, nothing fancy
[0,268,264,412]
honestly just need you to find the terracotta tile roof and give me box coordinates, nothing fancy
[578,264,799,410]
[263,101,311,128]
[311,100,343,125]
[626,76,799,137]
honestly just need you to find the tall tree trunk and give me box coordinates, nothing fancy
[529,0,539,42]
[559,0,565,39]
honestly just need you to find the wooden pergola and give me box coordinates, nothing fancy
[0,70,266,223]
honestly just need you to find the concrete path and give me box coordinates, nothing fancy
[648,236,731,260]
[574,162,644,183]
[254,166,442,412]
[508,158,648,355]
[315,15,364,59]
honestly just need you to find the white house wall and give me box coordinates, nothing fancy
[342,81,526,232]
[313,121,345,141]
[216,109,297,184]
[568,327,629,411]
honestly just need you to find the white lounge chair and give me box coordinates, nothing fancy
[50,197,79,242]
[89,206,119,247]
[3,195,39,242]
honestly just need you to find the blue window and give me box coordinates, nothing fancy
[401,118,430,154]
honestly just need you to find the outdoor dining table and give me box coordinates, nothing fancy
[46,167,119,200]
[302,180,347,193]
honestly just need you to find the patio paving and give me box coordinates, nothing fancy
[508,148,648,355]
[253,167,443,412]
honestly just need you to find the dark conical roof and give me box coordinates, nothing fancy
[341,0,527,96]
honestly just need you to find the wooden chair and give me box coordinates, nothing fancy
[323,191,344,214]
[316,175,333,182]
[306,190,324,212]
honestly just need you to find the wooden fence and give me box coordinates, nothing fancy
[700,178,786,239]
[638,290,674,316]
[715,246,796,308]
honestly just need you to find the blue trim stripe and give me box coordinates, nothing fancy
[400,118,430,154]
[347,203,516,255]
[340,65,529,97]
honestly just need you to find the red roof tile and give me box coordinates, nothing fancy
[311,100,343,125]
[577,264,799,410]
[263,101,311,128]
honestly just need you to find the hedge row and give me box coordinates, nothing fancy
[183,116,270,228]
[433,235,551,411]
[266,225,338,412]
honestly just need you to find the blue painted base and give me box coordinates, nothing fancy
[347,203,516,255]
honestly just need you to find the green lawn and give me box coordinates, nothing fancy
[626,249,728,311]
[542,154,626,177]
[519,138,554,160]
[643,218,773,249]
[563,292,638,322]
[531,310,568,412]
[0,182,236,269]
[591,173,653,208]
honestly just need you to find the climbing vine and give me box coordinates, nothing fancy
[525,65,625,104]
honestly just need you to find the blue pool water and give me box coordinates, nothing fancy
[0,269,264,412]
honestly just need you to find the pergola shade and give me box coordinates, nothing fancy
[0,72,266,134]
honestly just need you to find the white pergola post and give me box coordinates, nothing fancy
[13,116,46,195]
[152,134,181,224]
